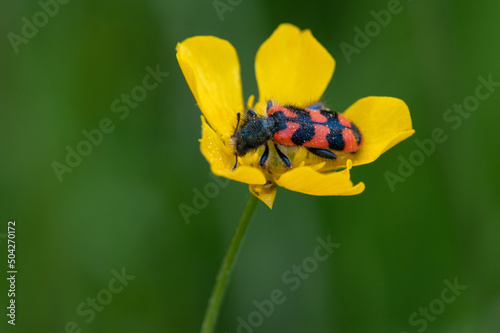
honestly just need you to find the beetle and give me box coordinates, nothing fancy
[231,101,363,170]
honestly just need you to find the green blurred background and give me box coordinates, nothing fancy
[1,0,499,332]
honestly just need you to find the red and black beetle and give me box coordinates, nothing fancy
[231,101,363,169]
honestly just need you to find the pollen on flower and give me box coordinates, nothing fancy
[227,136,237,149]
[309,161,326,171]
[263,180,274,189]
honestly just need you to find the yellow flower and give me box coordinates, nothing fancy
[176,23,414,209]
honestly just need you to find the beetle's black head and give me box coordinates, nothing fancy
[231,109,272,156]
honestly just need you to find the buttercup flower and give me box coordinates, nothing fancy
[176,23,414,209]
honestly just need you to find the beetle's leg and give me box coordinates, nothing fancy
[246,109,259,119]
[274,143,292,167]
[306,102,325,110]
[259,144,270,167]
[266,100,273,113]
[306,147,337,159]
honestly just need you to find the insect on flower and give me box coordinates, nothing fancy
[176,23,415,208]
[231,101,363,170]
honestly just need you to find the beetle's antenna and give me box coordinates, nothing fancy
[231,112,241,171]
[232,153,238,171]
[233,112,241,136]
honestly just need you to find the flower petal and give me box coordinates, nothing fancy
[200,117,267,185]
[276,160,365,196]
[255,23,335,107]
[176,37,243,136]
[343,96,415,167]
[249,183,277,209]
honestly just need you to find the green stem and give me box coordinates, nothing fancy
[200,194,259,333]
